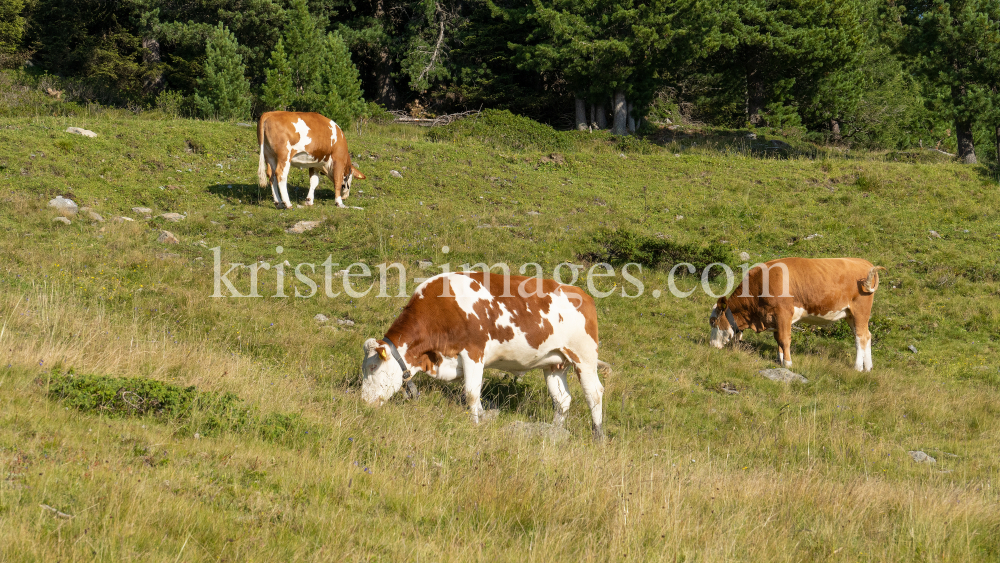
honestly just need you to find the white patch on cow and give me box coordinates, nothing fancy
[708,304,734,348]
[435,356,463,381]
[792,306,848,326]
[329,120,338,145]
[448,274,494,319]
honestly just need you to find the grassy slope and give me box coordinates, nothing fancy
[0,110,999,561]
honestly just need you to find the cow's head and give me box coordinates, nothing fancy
[709,297,736,348]
[360,338,404,405]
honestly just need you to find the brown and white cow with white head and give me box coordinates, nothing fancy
[361,272,611,439]
[257,111,364,209]
[709,257,885,371]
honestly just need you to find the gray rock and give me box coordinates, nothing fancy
[674,215,684,221]
[156,252,181,260]
[314,314,329,323]
[390,170,403,178]
[526,211,541,216]
[908,450,936,463]
[114,216,134,223]
[157,230,179,244]
[86,211,104,222]
[739,251,751,262]
[337,318,355,327]
[48,196,78,215]
[52,216,71,225]
[65,127,97,138]
[504,420,570,443]
[759,368,808,383]
[159,212,185,222]
[132,207,152,214]
[908,345,918,354]
[287,220,321,234]
[745,133,757,140]
[929,230,941,238]
[418,260,434,270]
[236,122,253,127]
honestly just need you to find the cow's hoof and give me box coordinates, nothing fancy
[304,199,314,206]
[274,201,290,210]
[593,425,606,442]
[336,200,346,209]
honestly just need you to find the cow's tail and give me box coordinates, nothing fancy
[597,360,612,377]
[862,266,886,293]
[257,117,268,188]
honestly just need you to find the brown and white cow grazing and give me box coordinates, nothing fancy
[257,111,364,209]
[361,272,612,438]
[709,257,885,371]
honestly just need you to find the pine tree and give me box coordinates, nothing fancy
[262,37,294,111]
[888,0,1000,164]
[0,0,25,55]
[316,31,366,126]
[194,23,251,121]
[283,0,324,94]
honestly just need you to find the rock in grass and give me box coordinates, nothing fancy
[418,260,433,270]
[314,314,329,323]
[759,368,808,383]
[86,211,104,222]
[114,216,134,223]
[48,196,78,215]
[287,220,321,234]
[157,230,179,244]
[739,251,751,261]
[908,450,936,463]
[160,212,185,222]
[337,318,355,327]
[390,170,403,178]
[908,345,918,353]
[132,207,152,215]
[65,127,97,138]
[504,420,570,443]
[52,216,71,225]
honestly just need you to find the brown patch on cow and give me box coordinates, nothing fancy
[561,348,581,364]
[385,273,598,366]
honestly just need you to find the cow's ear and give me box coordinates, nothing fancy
[718,297,728,311]
[363,338,379,355]
[377,347,388,361]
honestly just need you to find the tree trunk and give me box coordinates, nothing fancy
[956,118,977,164]
[831,119,841,142]
[626,101,635,133]
[575,96,587,131]
[746,53,766,126]
[595,103,606,129]
[995,124,1000,167]
[374,0,399,109]
[142,37,163,93]
[588,103,595,129]
[611,90,627,135]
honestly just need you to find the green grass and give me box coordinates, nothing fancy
[0,102,999,561]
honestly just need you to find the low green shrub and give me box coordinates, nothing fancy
[589,228,733,275]
[427,109,573,152]
[45,369,312,443]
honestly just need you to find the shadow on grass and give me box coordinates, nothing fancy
[413,371,545,416]
[207,183,347,207]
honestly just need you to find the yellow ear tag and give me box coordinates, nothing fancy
[378,348,388,361]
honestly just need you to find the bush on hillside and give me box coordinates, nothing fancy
[427,109,573,152]
[588,228,733,276]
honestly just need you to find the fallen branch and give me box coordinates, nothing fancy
[390,110,480,127]
[40,504,74,519]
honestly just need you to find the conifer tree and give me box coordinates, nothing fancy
[194,23,251,120]
[316,31,366,126]
[0,0,25,55]
[283,0,324,94]
[261,38,294,111]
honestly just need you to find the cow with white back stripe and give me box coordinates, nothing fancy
[361,272,612,439]
[257,111,364,209]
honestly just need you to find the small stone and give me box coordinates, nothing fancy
[156,252,181,260]
[390,170,403,178]
[674,215,684,221]
[929,230,941,238]
[48,196,78,215]
[746,132,757,140]
[157,230,179,244]
[132,207,152,214]
[86,211,104,222]
[526,211,541,216]
[418,260,433,270]
[314,314,329,323]
[65,127,97,137]
[908,345,918,354]
[337,318,355,327]
[758,368,808,383]
[504,421,570,443]
[52,216,71,225]
[739,251,751,261]
[114,216,134,223]
[287,220,321,234]
[159,213,185,222]
[908,451,936,463]
[236,123,253,128]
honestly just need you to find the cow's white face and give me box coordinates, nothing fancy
[709,304,735,349]
[360,338,404,406]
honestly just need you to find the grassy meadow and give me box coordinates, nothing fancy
[1,103,999,561]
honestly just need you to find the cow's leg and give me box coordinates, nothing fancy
[460,352,485,424]
[343,171,352,199]
[330,161,347,208]
[305,168,320,206]
[267,158,282,206]
[544,366,572,428]
[276,154,293,209]
[847,312,873,372]
[774,313,793,368]
[578,364,606,441]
